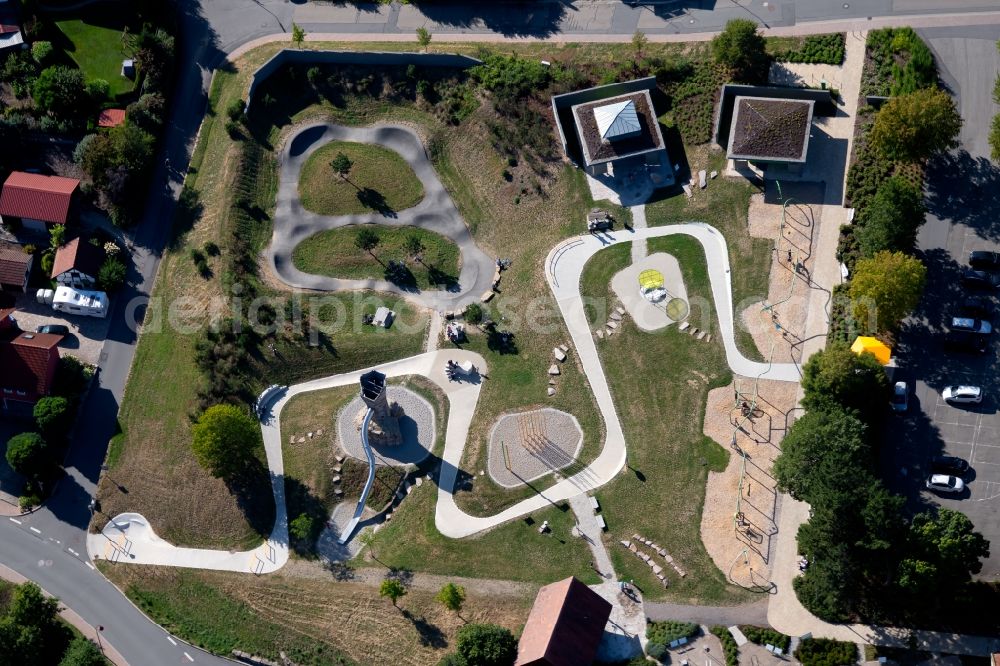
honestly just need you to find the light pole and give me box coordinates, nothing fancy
[100,464,124,492]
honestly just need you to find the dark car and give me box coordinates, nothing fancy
[962,296,993,321]
[969,250,1000,270]
[961,269,1000,290]
[944,330,989,353]
[932,455,970,477]
[36,324,69,336]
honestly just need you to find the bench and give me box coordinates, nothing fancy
[590,496,600,511]
[595,515,607,531]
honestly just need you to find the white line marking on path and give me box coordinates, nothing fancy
[8,518,21,524]
[184,651,194,662]
[29,527,41,534]
[167,637,176,646]
[85,562,95,570]
[67,548,78,557]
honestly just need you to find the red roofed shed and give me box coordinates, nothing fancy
[0,331,61,410]
[0,242,33,292]
[98,108,126,128]
[0,171,80,230]
[515,577,612,666]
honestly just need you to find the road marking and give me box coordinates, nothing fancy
[67,548,79,557]
[85,562,95,570]
[29,527,41,534]
[167,637,177,646]
[8,518,21,525]
[184,651,194,662]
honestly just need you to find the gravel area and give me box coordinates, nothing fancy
[487,408,583,489]
[336,387,435,466]
[699,378,799,588]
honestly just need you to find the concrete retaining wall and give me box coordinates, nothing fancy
[246,49,482,112]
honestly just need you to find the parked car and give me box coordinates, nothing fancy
[926,474,965,494]
[961,269,1000,290]
[961,296,993,321]
[932,455,970,477]
[950,316,992,335]
[942,385,983,404]
[890,381,909,412]
[35,324,69,337]
[944,330,989,353]
[969,250,1000,270]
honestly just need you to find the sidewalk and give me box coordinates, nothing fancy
[0,563,128,666]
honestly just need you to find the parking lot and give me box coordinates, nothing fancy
[7,292,108,366]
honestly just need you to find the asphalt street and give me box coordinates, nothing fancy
[882,25,1000,580]
[3,2,1000,665]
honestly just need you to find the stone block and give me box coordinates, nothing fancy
[553,347,567,362]
[548,364,561,376]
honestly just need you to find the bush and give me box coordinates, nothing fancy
[59,636,106,666]
[289,513,317,544]
[990,113,1000,162]
[739,626,791,652]
[191,404,262,479]
[226,98,245,122]
[711,19,769,83]
[33,66,87,119]
[470,53,551,97]
[97,257,127,291]
[455,623,517,666]
[33,397,72,439]
[646,620,699,645]
[3,51,38,98]
[40,252,54,276]
[18,492,42,511]
[86,79,110,102]
[646,642,668,660]
[53,356,92,401]
[775,33,845,65]
[203,241,220,257]
[31,41,53,64]
[464,303,484,324]
[710,626,739,666]
[794,637,857,666]
[6,432,50,478]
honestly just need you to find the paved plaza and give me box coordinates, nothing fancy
[487,409,584,488]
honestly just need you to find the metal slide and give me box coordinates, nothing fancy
[338,407,376,544]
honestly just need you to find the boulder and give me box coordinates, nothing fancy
[548,364,561,376]
[553,347,567,362]
[547,387,556,396]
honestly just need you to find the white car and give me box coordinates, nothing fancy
[890,381,908,412]
[926,474,965,494]
[942,385,983,404]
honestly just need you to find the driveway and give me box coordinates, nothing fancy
[882,25,1000,580]
[9,293,108,366]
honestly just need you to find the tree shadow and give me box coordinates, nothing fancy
[925,150,1000,242]
[400,608,448,649]
[407,0,568,37]
[357,188,397,218]
[224,457,277,539]
[284,476,329,557]
[384,260,419,291]
[485,324,518,355]
[426,264,459,291]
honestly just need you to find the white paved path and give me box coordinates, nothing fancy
[629,205,648,263]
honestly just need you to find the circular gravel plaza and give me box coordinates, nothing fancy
[487,408,584,488]
[336,386,435,466]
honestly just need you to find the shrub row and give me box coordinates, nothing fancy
[794,637,857,666]
[738,625,790,652]
[774,33,846,65]
[709,626,739,666]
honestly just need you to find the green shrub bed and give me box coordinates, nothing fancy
[794,637,858,666]
[739,625,791,652]
[774,33,846,65]
[710,626,739,666]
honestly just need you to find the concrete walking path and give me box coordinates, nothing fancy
[629,205,648,264]
[267,122,495,310]
[569,493,616,581]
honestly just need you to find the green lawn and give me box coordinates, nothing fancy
[299,141,425,216]
[292,226,461,291]
[53,15,134,98]
[580,237,755,605]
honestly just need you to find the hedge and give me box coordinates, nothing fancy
[794,637,858,666]
[739,625,791,652]
[710,626,739,666]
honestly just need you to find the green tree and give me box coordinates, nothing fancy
[436,582,466,617]
[109,123,155,174]
[631,30,648,62]
[455,623,517,666]
[330,152,353,181]
[773,407,870,504]
[464,303,484,325]
[355,227,380,259]
[0,582,71,664]
[800,341,890,420]
[404,233,425,263]
[33,396,72,439]
[190,404,262,479]
[855,175,925,258]
[358,529,378,557]
[289,513,316,545]
[379,578,407,607]
[711,19,769,83]
[869,88,962,162]
[59,637,106,666]
[31,41,53,65]
[49,224,67,251]
[990,113,1000,162]
[5,432,50,478]
[416,27,432,50]
[33,66,87,118]
[291,23,306,47]
[902,509,990,590]
[792,550,854,623]
[85,79,110,102]
[98,257,128,292]
[850,251,927,334]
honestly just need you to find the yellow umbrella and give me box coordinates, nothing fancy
[638,269,664,290]
[851,336,891,365]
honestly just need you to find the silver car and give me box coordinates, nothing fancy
[950,316,992,335]
[890,381,908,412]
[942,385,983,404]
[926,474,965,494]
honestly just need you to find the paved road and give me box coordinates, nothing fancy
[268,122,495,310]
[645,599,769,626]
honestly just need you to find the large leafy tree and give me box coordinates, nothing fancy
[900,509,990,593]
[711,19,769,83]
[0,582,71,664]
[801,342,890,421]
[5,432,50,478]
[773,407,871,504]
[850,251,926,334]
[855,175,925,258]
[32,66,87,118]
[869,88,962,162]
[59,637,106,666]
[33,396,72,439]
[191,404,262,479]
[455,623,517,666]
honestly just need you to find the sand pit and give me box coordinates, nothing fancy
[487,408,583,488]
[610,253,689,332]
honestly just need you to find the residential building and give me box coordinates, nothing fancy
[0,171,81,233]
[52,237,103,288]
[0,242,32,292]
[515,577,612,666]
[97,108,127,128]
[0,322,61,415]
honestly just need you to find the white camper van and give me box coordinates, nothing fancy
[51,286,108,318]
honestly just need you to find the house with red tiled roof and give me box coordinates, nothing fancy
[0,329,61,413]
[515,577,612,666]
[52,237,103,288]
[97,108,126,128]
[0,171,80,233]
[0,241,33,292]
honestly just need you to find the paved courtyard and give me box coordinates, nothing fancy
[8,292,108,366]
